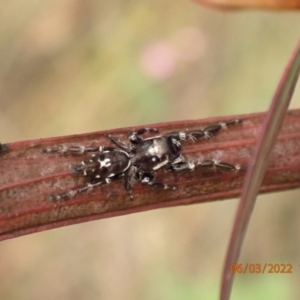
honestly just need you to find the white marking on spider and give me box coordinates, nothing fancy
[171,155,184,165]
[78,146,85,153]
[178,132,187,140]
[220,122,227,129]
[204,131,213,139]
[187,161,195,170]
[172,138,181,147]
[148,139,168,158]
[153,159,169,170]
[142,177,150,183]
[66,190,77,198]
[98,158,111,168]
[148,145,159,156]
[86,183,94,193]
[60,145,68,153]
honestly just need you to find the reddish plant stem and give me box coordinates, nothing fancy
[1,109,300,241]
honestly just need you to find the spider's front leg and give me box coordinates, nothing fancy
[167,119,243,142]
[197,160,241,171]
[107,134,132,152]
[128,128,159,144]
[167,160,197,172]
[168,159,241,173]
[188,119,243,141]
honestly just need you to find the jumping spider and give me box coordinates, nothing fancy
[42,119,242,200]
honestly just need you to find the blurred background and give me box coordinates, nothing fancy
[1,1,300,299]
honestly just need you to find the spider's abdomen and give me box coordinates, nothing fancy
[75,149,130,179]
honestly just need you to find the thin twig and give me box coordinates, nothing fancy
[221,38,300,300]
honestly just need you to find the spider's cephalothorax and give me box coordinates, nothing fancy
[42,119,242,200]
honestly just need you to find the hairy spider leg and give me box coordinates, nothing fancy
[49,173,126,201]
[49,181,104,201]
[168,159,241,172]
[167,119,243,142]
[107,134,132,152]
[128,128,160,144]
[41,145,115,154]
[123,166,138,200]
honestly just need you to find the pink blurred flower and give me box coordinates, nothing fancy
[140,41,178,81]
